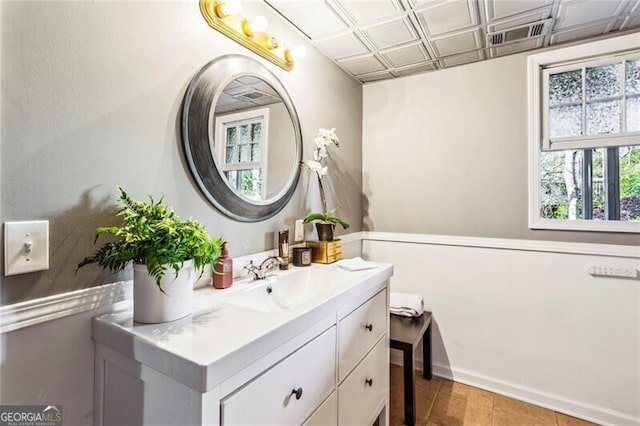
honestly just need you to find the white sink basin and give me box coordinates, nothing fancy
[219,267,351,313]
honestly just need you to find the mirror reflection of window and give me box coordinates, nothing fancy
[215,108,269,201]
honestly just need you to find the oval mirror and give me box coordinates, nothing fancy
[181,55,302,222]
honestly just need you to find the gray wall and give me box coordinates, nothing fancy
[0,1,363,305]
[363,47,639,246]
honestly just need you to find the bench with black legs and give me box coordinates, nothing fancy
[390,312,432,426]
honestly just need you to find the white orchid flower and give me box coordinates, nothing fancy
[304,160,328,177]
[314,136,329,149]
[318,128,339,147]
[314,147,327,161]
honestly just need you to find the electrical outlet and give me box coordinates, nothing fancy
[587,265,638,278]
[294,219,304,242]
[4,221,49,276]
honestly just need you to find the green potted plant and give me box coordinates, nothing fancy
[77,187,223,323]
[301,128,350,241]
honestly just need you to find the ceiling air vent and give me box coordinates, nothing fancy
[238,91,268,101]
[489,33,503,46]
[486,18,552,47]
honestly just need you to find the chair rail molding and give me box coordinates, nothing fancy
[0,281,132,333]
[362,231,640,259]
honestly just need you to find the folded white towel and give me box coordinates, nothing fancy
[390,292,424,317]
[336,257,378,272]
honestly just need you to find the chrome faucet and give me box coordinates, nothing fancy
[244,256,283,280]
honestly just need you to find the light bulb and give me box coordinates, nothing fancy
[292,45,307,59]
[265,36,279,50]
[215,0,242,18]
[251,15,268,32]
[224,0,241,15]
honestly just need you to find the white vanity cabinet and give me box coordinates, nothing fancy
[93,263,393,426]
[337,290,389,425]
[220,326,336,425]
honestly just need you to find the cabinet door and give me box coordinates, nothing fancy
[221,327,336,426]
[338,338,388,426]
[338,289,387,381]
[303,392,337,426]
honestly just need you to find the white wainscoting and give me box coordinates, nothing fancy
[363,232,640,426]
[0,282,131,425]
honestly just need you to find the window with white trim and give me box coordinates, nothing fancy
[214,108,269,201]
[529,33,640,233]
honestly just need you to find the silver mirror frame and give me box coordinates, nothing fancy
[181,55,302,222]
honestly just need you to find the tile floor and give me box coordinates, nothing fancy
[388,364,598,426]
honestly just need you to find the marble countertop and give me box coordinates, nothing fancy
[93,262,393,393]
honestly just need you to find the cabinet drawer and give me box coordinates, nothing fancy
[338,289,387,381]
[338,337,388,426]
[303,391,337,426]
[221,327,336,425]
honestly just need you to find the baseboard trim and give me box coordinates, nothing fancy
[363,231,639,259]
[0,281,131,333]
[390,351,639,426]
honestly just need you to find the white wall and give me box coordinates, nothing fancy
[364,235,639,425]
[0,0,363,306]
[362,45,639,246]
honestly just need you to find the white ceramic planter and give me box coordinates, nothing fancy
[133,260,195,324]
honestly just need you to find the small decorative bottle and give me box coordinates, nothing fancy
[278,229,290,270]
[213,242,233,289]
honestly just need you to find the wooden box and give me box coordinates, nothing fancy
[306,239,343,264]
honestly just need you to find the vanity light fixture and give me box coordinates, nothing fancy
[200,0,301,71]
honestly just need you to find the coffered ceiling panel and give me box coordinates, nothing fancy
[487,8,552,32]
[430,28,482,56]
[550,19,616,43]
[395,62,438,76]
[315,32,369,59]
[439,49,484,67]
[363,17,419,48]
[337,54,386,75]
[265,0,640,83]
[336,0,403,24]
[485,0,553,21]
[553,0,628,30]
[358,71,395,82]
[414,0,479,36]
[381,42,430,67]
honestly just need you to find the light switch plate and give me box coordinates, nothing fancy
[4,221,49,276]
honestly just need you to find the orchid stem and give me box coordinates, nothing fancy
[317,174,327,215]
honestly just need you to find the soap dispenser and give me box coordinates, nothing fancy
[213,242,233,289]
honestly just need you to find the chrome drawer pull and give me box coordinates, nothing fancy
[291,387,303,400]
[365,323,373,332]
[365,378,373,387]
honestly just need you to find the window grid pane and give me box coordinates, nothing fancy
[549,105,582,138]
[586,64,620,100]
[547,58,640,143]
[540,147,640,221]
[586,100,621,135]
[626,59,640,95]
[549,70,582,106]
